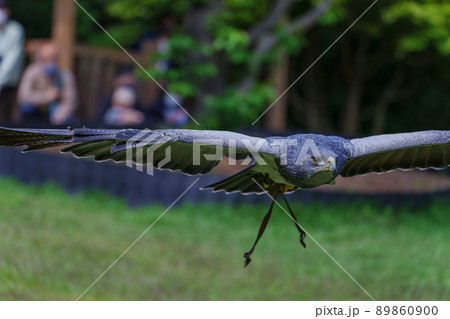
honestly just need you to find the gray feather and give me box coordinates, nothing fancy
[340,131,450,177]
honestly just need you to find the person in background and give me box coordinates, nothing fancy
[17,42,77,125]
[0,0,24,121]
[103,86,145,126]
[96,69,142,123]
[159,93,189,127]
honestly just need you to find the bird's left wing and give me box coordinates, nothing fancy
[0,127,277,175]
[340,130,450,177]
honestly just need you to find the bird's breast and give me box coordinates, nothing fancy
[276,160,336,189]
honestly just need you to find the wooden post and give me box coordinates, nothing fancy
[52,0,76,70]
[264,50,289,132]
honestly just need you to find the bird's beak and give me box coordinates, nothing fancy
[315,157,336,172]
[315,164,333,172]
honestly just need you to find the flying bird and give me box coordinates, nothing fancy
[0,126,449,266]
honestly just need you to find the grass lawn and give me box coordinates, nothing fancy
[0,177,449,300]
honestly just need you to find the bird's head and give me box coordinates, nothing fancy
[314,156,336,172]
[280,152,339,188]
[302,154,338,187]
[274,134,348,188]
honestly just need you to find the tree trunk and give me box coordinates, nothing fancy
[341,75,363,135]
[264,48,289,132]
[340,37,368,135]
[371,68,405,134]
[299,29,332,132]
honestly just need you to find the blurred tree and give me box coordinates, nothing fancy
[76,0,148,47]
[104,0,333,129]
[11,0,449,133]
[10,0,53,39]
[290,0,450,135]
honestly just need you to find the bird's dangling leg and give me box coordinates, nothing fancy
[281,194,306,248]
[243,196,277,267]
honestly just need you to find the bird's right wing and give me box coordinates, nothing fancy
[340,130,450,177]
[0,126,279,176]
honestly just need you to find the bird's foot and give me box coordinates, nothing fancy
[242,197,276,268]
[281,194,308,249]
[299,232,306,248]
[243,249,254,267]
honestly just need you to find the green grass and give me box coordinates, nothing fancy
[0,177,449,300]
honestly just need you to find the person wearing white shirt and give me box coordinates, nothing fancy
[0,0,24,121]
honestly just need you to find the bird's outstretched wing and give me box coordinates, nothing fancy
[0,126,277,176]
[340,130,450,177]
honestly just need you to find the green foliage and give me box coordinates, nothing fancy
[212,26,250,63]
[212,0,273,29]
[13,0,449,132]
[75,0,120,44]
[84,23,147,48]
[288,0,450,133]
[99,0,450,131]
[382,1,450,55]
[107,0,195,21]
[317,0,348,26]
[275,26,308,55]
[203,84,275,129]
[146,33,218,98]
[103,0,293,129]
[0,177,449,300]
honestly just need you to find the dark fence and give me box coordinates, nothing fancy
[0,148,448,208]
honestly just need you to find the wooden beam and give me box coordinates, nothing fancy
[52,0,76,70]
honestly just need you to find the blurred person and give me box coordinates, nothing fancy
[156,93,189,127]
[103,86,145,126]
[96,69,142,123]
[17,42,77,125]
[0,0,24,121]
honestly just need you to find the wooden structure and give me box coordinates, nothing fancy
[52,0,75,71]
[25,40,158,123]
[72,44,157,121]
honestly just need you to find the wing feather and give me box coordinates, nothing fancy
[0,127,73,147]
[0,126,278,176]
[341,131,450,177]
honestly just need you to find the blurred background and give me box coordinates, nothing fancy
[0,0,449,300]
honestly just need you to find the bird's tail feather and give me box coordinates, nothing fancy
[202,166,265,195]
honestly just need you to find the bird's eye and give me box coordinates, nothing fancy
[326,157,336,167]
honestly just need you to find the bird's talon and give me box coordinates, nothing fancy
[299,233,306,248]
[243,251,252,267]
[300,238,306,248]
